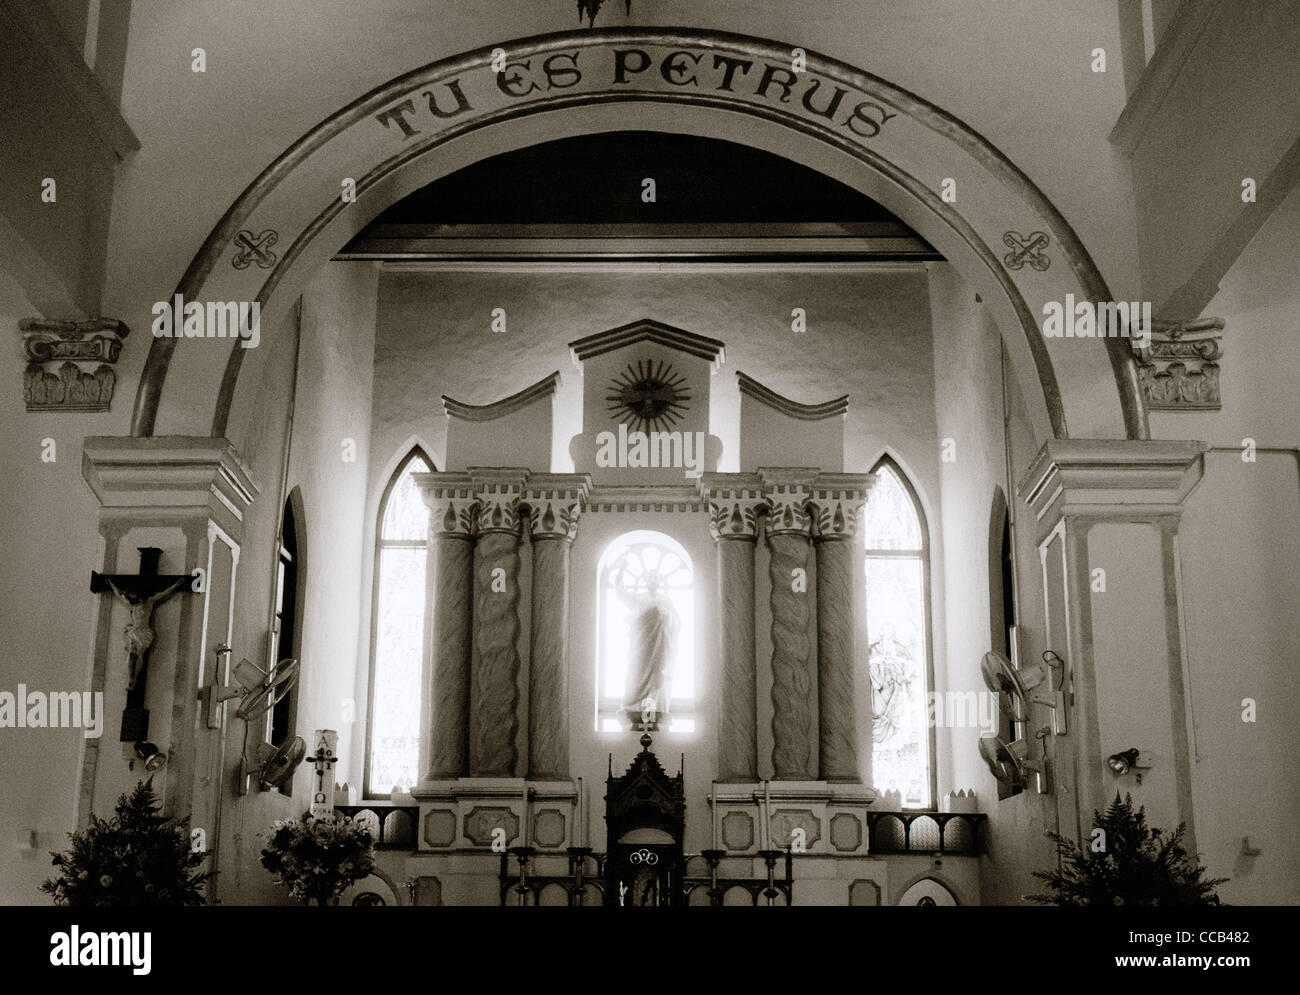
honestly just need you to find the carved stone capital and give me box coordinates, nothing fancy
[701,473,765,542]
[759,469,818,538]
[415,472,477,538]
[524,473,591,542]
[471,468,529,536]
[1017,439,1207,543]
[1133,318,1224,410]
[20,318,130,412]
[81,436,259,542]
[809,473,874,541]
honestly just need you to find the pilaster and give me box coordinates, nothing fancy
[1017,439,1207,847]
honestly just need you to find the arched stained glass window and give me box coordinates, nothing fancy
[596,530,695,733]
[366,449,433,796]
[865,458,934,809]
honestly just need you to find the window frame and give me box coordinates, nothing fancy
[364,446,436,800]
[268,490,302,751]
[863,455,937,810]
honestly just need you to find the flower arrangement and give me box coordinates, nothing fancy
[1029,792,1226,906]
[260,814,376,906]
[40,779,211,907]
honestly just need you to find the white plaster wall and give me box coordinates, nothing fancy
[369,267,938,495]
[1177,455,1300,905]
[1148,178,1300,905]
[1086,523,1181,832]
[217,260,379,904]
[0,269,104,903]
[928,262,1059,904]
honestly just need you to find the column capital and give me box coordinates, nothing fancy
[415,471,477,538]
[809,472,874,541]
[1017,439,1208,544]
[81,435,260,541]
[469,467,529,536]
[701,472,765,542]
[524,473,591,542]
[759,468,819,538]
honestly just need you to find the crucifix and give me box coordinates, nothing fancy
[90,547,192,742]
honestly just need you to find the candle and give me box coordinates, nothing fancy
[577,776,585,848]
[711,780,720,851]
[522,784,530,848]
[761,780,771,850]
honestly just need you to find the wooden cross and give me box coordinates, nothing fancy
[90,547,192,741]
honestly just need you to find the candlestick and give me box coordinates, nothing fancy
[711,780,720,851]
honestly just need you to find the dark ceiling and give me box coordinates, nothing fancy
[365,130,909,226]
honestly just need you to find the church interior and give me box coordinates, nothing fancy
[2,0,1298,908]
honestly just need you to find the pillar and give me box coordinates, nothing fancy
[810,475,872,783]
[415,473,476,781]
[524,474,590,780]
[469,469,527,777]
[702,474,765,782]
[1019,439,1206,846]
[761,470,818,780]
[81,436,258,904]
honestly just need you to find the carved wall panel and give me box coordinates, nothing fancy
[423,809,457,848]
[464,805,520,846]
[721,811,754,850]
[830,812,863,852]
[532,809,566,849]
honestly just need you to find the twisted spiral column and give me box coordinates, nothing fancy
[469,472,526,777]
[525,475,589,780]
[415,474,476,781]
[762,473,817,781]
[811,476,871,782]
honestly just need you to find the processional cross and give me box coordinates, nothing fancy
[90,547,192,741]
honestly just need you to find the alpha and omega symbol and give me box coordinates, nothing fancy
[232,228,279,270]
[628,848,659,865]
[1002,230,1050,272]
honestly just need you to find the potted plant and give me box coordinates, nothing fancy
[1029,792,1226,906]
[260,813,376,906]
[40,779,212,906]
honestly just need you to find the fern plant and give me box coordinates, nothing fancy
[40,779,212,906]
[1029,792,1226,906]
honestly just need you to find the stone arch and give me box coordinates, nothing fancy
[896,873,963,906]
[129,28,1147,443]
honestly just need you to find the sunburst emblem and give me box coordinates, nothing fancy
[605,360,691,433]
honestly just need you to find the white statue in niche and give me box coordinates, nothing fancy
[617,571,680,732]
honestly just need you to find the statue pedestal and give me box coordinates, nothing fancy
[618,708,669,733]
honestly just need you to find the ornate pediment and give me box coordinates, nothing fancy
[569,319,724,482]
[569,318,725,369]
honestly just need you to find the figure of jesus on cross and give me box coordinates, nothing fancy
[90,547,192,741]
[103,573,188,692]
